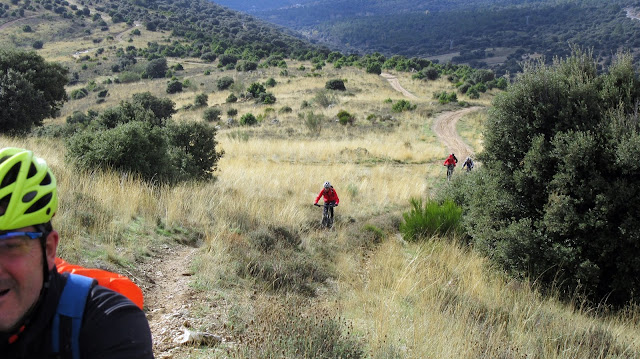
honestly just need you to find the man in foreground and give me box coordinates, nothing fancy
[0,147,154,358]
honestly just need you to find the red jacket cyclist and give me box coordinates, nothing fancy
[314,181,339,219]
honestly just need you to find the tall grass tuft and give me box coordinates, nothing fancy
[400,198,461,241]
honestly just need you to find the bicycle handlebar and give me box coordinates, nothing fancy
[314,203,337,207]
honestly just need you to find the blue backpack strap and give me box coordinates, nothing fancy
[52,274,94,359]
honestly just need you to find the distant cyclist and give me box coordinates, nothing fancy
[462,156,474,172]
[443,153,458,180]
[314,181,339,221]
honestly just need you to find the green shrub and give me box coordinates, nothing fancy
[194,93,208,108]
[336,110,355,125]
[200,52,216,62]
[145,57,167,79]
[258,92,276,104]
[216,76,234,90]
[325,79,346,91]
[32,40,43,49]
[166,121,224,182]
[66,121,172,181]
[462,50,640,306]
[226,93,237,103]
[265,77,277,87]
[240,113,257,126]
[117,71,140,83]
[391,99,416,112]
[70,88,89,100]
[366,62,382,74]
[227,108,238,117]
[400,198,461,241]
[434,91,458,104]
[279,106,292,114]
[236,60,257,72]
[247,82,266,98]
[166,79,183,94]
[203,107,221,122]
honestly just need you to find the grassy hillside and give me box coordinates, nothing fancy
[2,1,640,358]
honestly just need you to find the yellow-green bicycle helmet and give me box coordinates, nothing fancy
[0,147,58,230]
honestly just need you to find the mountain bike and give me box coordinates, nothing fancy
[314,202,337,229]
[446,164,455,181]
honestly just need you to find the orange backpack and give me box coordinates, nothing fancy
[55,257,144,309]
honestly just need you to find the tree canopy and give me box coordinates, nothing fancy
[0,49,68,134]
[454,49,640,306]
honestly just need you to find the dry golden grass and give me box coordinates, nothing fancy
[3,55,639,358]
[340,238,640,358]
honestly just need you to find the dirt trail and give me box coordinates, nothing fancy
[432,106,481,159]
[380,72,419,99]
[0,15,39,31]
[380,72,481,158]
[141,244,202,358]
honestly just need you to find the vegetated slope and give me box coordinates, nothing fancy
[0,0,328,63]
[216,0,640,75]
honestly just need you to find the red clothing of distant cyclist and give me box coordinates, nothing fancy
[443,153,458,166]
[314,187,339,205]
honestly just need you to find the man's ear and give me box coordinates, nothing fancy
[44,230,60,271]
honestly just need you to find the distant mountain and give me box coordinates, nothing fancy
[213,0,640,74]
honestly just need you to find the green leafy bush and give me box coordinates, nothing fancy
[247,82,266,98]
[459,50,640,306]
[70,88,89,100]
[400,198,462,241]
[216,76,234,90]
[325,79,346,91]
[66,121,172,181]
[166,79,183,94]
[391,99,416,112]
[265,77,277,87]
[226,93,237,103]
[117,71,140,83]
[145,58,167,79]
[66,97,222,184]
[240,113,257,126]
[194,93,208,108]
[336,110,355,125]
[203,107,221,122]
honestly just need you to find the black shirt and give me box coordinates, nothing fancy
[1,268,154,358]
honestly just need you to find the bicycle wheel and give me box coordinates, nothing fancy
[322,207,330,228]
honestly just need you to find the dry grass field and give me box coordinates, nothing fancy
[2,57,640,358]
[2,9,640,354]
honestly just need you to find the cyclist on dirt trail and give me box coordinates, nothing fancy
[443,153,458,180]
[462,156,474,172]
[0,147,153,359]
[314,181,339,221]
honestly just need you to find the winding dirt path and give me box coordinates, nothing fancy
[142,244,201,358]
[432,107,481,159]
[380,72,481,158]
[0,15,40,31]
[380,72,418,99]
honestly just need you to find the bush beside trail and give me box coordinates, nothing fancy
[443,49,640,307]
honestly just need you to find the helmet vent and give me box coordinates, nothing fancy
[0,163,20,189]
[27,163,37,178]
[22,191,37,203]
[41,172,52,186]
[25,193,52,214]
[0,156,10,165]
[0,194,11,216]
